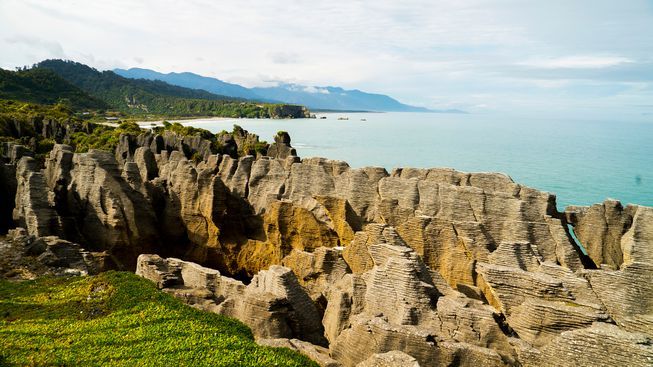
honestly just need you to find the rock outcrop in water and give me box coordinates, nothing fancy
[1,129,651,366]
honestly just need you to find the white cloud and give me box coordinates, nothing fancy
[303,86,330,94]
[0,0,651,117]
[518,56,633,69]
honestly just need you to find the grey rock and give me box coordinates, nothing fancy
[356,351,420,367]
[267,131,297,159]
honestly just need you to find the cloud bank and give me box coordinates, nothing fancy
[1,0,652,118]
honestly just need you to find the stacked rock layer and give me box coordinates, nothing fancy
[1,130,651,366]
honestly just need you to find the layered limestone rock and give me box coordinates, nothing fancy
[248,266,328,346]
[578,205,653,336]
[383,171,584,288]
[13,157,62,237]
[63,150,160,268]
[566,200,636,269]
[1,142,34,165]
[116,130,214,163]
[0,163,15,233]
[518,323,653,367]
[356,351,420,367]
[0,227,107,279]
[476,261,610,347]
[197,155,586,291]
[22,137,591,291]
[4,127,652,366]
[266,131,297,159]
[329,241,517,367]
[136,255,327,346]
[153,151,227,267]
[236,199,342,276]
[12,146,161,269]
[342,224,404,273]
[0,116,97,149]
[281,247,350,304]
[137,243,517,367]
[136,214,651,367]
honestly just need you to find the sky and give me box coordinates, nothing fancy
[1,0,652,118]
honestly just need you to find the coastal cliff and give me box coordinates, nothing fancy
[1,127,651,367]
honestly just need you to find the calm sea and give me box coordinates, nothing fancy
[175,112,653,209]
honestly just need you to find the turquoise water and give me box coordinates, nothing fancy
[177,112,653,209]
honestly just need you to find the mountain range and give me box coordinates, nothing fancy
[0,60,308,118]
[114,68,462,113]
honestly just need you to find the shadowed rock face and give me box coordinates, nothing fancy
[137,226,652,367]
[0,151,17,233]
[1,227,107,279]
[267,131,297,159]
[565,200,636,269]
[5,131,653,366]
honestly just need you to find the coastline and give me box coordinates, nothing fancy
[133,116,235,127]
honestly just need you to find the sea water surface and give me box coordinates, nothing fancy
[175,112,653,209]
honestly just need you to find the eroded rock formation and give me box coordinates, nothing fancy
[0,227,107,279]
[3,129,652,366]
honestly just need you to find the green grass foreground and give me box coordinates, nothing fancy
[0,271,318,366]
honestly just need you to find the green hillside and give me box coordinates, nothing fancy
[35,60,308,118]
[0,271,318,366]
[0,67,108,110]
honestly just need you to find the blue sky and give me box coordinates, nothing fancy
[1,0,652,118]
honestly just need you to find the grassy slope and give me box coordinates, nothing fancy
[0,272,318,367]
[0,68,107,110]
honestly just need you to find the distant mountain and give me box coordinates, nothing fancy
[0,67,108,110]
[114,68,455,113]
[35,60,307,118]
[114,68,257,100]
[251,84,431,112]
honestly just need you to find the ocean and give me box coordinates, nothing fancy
[174,112,653,209]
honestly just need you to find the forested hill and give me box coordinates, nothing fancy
[0,67,108,110]
[31,60,309,118]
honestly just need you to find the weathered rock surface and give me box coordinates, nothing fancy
[566,200,636,269]
[267,131,297,159]
[0,227,107,279]
[136,211,651,367]
[136,254,326,345]
[356,351,420,367]
[13,156,62,237]
[518,323,653,367]
[281,247,350,304]
[63,149,160,268]
[3,128,652,367]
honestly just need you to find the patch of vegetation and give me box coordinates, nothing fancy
[157,120,214,140]
[71,121,142,153]
[0,68,107,110]
[0,100,272,161]
[0,271,318,366]
[240,140,269,156]
[0,99,76,122]
[0,100,98,161]
[34,60,308,118]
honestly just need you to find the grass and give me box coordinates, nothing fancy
[0,271,319,367]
